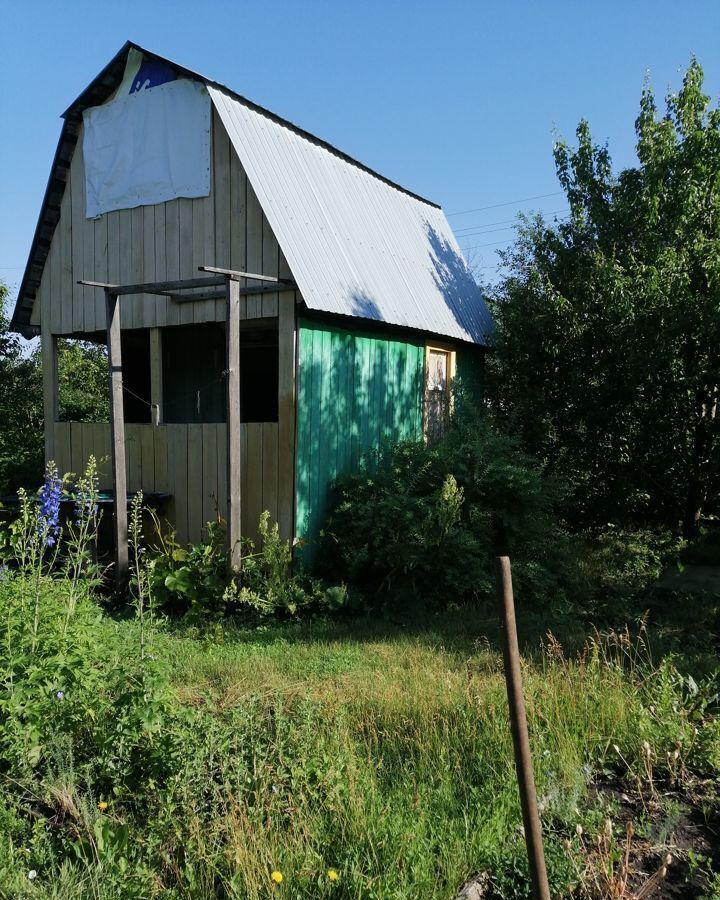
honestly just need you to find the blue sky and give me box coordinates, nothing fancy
[2,0,719,300]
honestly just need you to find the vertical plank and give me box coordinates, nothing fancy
[246,424,263,542]
[140,425,155,491]
[70,136,85,334]
[213,110,231,324]
[107,212,120,302]
[48,240,60,355]
[229,151,246,288]
[125,425,142,493]
[202,424,218,527]
[92,215,108,333]
[170,425,188,546]
[70,421,83,478]
[83,204,95,333]
[187,423,203,543]
[118,209,132,299]
[262,423,279,525]
[278,293,296,542]
[216,423,228,525]
[149,329,163,425]
[261,212,279,318]
[226,278,242,568]
[59,186,73,335]
[130,206,144,329]
[41,326,58,465]
[142,205,156,327]
[165,202,180,327]
[55,423,72,479]
[97,423,113,489]
[240,423,248,537]
[154,204,167,324]
[178,198,194,325]
[246,182,263,319]
[106,290,129,587]
[192,196,212,323]
[154,426,169,493]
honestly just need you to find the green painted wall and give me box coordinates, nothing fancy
[294,319,425,554]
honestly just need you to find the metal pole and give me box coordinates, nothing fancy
[495,555,550,900]
[105,289,129,592]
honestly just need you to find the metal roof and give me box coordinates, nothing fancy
[12,41,493,345]
[210,87,492,345]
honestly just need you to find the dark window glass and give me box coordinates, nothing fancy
[121,330,151,423]
[162,324,279,424]
[162,324,226,423]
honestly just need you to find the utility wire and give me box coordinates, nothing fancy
[461,213,571,252]
[453,208,569,235]
[447,191,564,217]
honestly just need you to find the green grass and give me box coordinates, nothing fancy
[2,582,719,899]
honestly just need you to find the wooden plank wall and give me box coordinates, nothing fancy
[294,319,426,560]
[53,422,279,546]
[34,107,291,335]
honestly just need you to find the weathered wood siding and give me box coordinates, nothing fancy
[294,319,425,558]
[53,422,280,545]
[33,108,290,335]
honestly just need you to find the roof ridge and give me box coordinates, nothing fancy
[65,41,441,209]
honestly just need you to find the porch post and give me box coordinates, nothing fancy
[226,277,242,571]
[105,289,129,590]
[40,323,58,464]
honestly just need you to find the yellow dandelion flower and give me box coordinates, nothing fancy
[327,869,339,881]
[98,801,108,811]
[271,870,283,884]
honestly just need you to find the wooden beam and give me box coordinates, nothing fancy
[41,325,58,464]
[199,265,295,286]
[171,284,297,303]
[105,289,129,591]
[149,328,163,426]
[277,292,296,543]
[78,276,226,294]
[226,277,242,571]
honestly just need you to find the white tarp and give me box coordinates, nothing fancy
[83,78,211,218]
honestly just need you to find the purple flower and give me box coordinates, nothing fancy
[38,470,62,547]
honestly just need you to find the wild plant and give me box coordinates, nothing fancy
[62,456,102,628]
[570,818,673,898]
[129,491,152,661]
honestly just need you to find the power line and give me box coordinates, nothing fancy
[461,238,516,251]
[460,212,571,251]
[447,191,564,217]
[455,213,568,241]
[453,208,569,235]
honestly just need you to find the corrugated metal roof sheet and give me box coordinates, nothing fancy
[209,86,493,346]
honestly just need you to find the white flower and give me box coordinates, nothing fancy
[28,870,38,880]
[56,691,64,700]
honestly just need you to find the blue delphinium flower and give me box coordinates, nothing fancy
[38,470,62,548]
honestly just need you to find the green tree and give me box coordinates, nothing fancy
[0,282,109,495]
[489,59,720,537]
[0,283,44,493]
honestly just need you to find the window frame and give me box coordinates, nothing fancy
[423,341,456,440]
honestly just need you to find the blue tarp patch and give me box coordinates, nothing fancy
[129,60,177,93]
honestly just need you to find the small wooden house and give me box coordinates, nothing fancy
[12,42,493,562]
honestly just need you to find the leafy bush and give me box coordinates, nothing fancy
[316,410,575,609]
[148,510,346,623]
